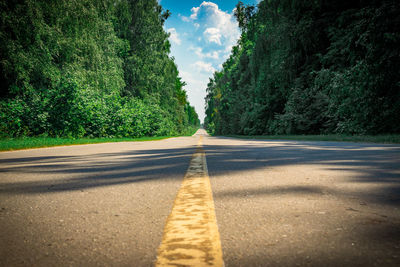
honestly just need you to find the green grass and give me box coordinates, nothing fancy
[0,127,201,152]
[0,136,174,151]
[221,134,400,144]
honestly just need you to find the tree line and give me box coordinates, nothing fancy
[205,0,399,135]
[0,0,200,138]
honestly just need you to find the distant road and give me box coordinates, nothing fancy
[1,129,399,266]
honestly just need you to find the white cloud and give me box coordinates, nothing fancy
[167,28,181,45]
[190,6,200,19]
[192,61,216,74]
[165,2,242,122]
[191,2,219,19]
[203,27,222,45]
[188,1,240,49]
[190,46,219,60]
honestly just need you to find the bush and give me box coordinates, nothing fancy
[0,80,181,139]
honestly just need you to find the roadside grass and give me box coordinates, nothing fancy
[0,136,171,152]
[0,127,201,152]
[220,134,400,144]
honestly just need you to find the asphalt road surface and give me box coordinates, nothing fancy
[1,129,399,266]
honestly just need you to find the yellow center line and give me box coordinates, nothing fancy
[155,135,224,267]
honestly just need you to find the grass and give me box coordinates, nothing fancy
[221,134,400,144]
[0,127,201,152]
[0,136,174,151]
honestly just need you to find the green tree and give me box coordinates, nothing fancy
[205,0,400,135]
[0,0,199,138]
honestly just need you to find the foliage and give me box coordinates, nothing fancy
[0,0,199,138]
[205,0,400,136]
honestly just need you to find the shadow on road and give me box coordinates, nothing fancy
[204,139,400,206]
[1,137,399,266]
[0,138,399,207]
[202,138,400,266]
[0,147,196,194]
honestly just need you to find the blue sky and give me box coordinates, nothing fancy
[160,1,259,122]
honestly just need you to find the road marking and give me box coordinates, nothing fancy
[155,136,224,267]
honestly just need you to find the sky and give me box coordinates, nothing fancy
[160,0,259,123]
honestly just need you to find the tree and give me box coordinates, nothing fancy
[205,0,400,135]
[0,0,199,138]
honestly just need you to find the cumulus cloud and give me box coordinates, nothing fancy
[203,27,222,45]
[188,1,240,48]
[167,28,181,45]
[190,6,200,19]
[192,61,216,73]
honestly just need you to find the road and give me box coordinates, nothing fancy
[1,129,399,266]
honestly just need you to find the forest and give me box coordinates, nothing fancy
[0,0,199,138]
[205,0,400,136]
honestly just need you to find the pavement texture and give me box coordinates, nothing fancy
[204,135,400,267]
[1,129,400,266]
[0,136,196,266]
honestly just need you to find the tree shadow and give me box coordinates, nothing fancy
[0,137,399,266]
[201,138,400,266]
[0,147,197,194]
[0,138,399,207]
[203,138,400,206]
